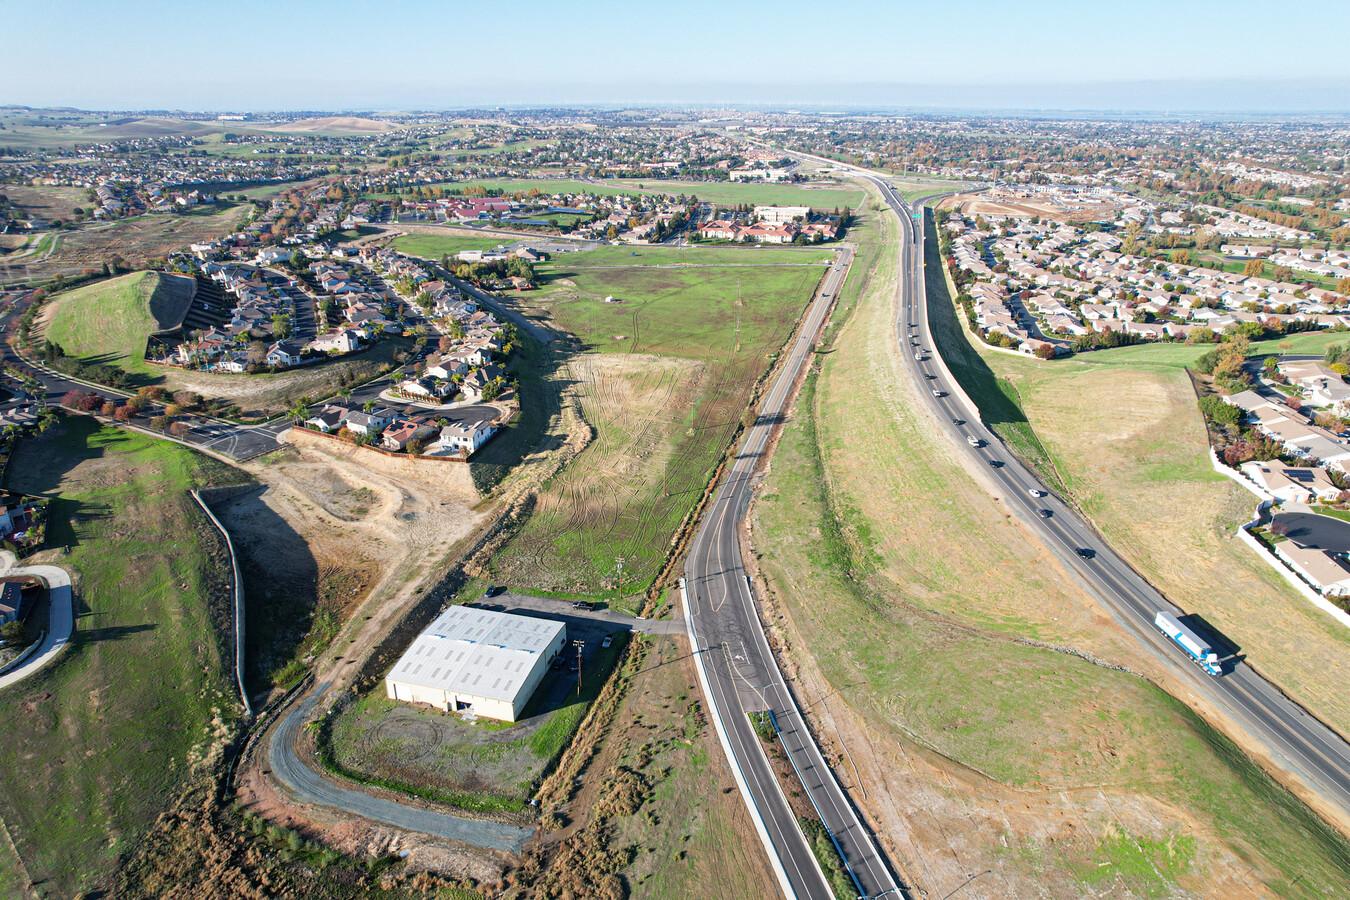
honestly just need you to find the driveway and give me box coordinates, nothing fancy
[469,591,686,638]
[0,556,73,690]
[1271,511,1350,553]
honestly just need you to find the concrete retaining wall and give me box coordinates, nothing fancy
[191,490,251,715]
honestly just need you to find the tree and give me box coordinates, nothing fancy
[1243,259,1267,278]
[287,400,309,423]
[100,400,116,417]
[0,620,28,647]
[1272,265,1293,283]
[271,314,292,339]
[168,421,191,439]
[1337,276,1350,297]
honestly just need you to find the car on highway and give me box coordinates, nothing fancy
[1036,508,1052,518]
[952,418,964,425]
[967,436,982,447]
[1075,547,1095,559]
[1028,489,1045,498]
[932,389,945,397]
[915,353,924,361]
[988,459,1003,468]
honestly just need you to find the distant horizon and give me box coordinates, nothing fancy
[8,77,1350,121]
[7,0,1350,116]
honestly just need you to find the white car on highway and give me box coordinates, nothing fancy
[967,436,982,447]
[1028,489,1045,498]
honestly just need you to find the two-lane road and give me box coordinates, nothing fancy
[684,247,907,900]
[870,176,1350,823]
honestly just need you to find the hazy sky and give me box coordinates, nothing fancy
[6,0,1350,111]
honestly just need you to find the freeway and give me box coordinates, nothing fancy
[683,246,907,900]
[868,176,1350,826]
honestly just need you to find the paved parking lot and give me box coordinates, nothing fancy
[467,591,685,668]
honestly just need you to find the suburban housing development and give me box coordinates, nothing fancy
[6,15,1350,896]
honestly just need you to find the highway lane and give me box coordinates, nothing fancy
[869,177,1350,822]
[684,247,907,900]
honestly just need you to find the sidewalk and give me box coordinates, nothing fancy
[0,552,73,690]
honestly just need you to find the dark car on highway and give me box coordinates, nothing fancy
[1037,508,1052,518]
[1075,547,1095,559]
[988,459,1003,468]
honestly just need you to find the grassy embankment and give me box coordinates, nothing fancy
[922,216,1350,736]
[750,200,1350,896]
[41,271,410,416]
[43,270,182,377]
[483,241,831,595]
[0,416,248,896]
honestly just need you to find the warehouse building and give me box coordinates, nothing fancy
[385,606,567,722]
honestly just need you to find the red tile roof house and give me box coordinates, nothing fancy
[381,418,438,451]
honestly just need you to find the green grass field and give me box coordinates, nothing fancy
[388,233,511,259]
[751,197,1350,897]
[43,271,185,376]
[0,416,248,896]
[391,178,864,210]
[549,243,833,269]
[486,243,829,592]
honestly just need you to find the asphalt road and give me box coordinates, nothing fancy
[267,683,534,853]
[683,247,906,900]
[867,176,1350,825]
[1271,511,1350,552]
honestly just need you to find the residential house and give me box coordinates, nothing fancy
[1240,460,1342,504]
[266,340,305,368]
[437,419,498,455]
[1275,540,1350,597]
[381,418,438,451]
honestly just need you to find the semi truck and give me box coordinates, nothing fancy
[1154,611,1222,676]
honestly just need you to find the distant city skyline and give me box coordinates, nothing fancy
[8,0,1350,112]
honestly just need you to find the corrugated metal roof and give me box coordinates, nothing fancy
[388,607,565,703]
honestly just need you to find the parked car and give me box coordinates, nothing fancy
[602,634,613,649]
[483,585,506,597]
[572,600,597,611]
